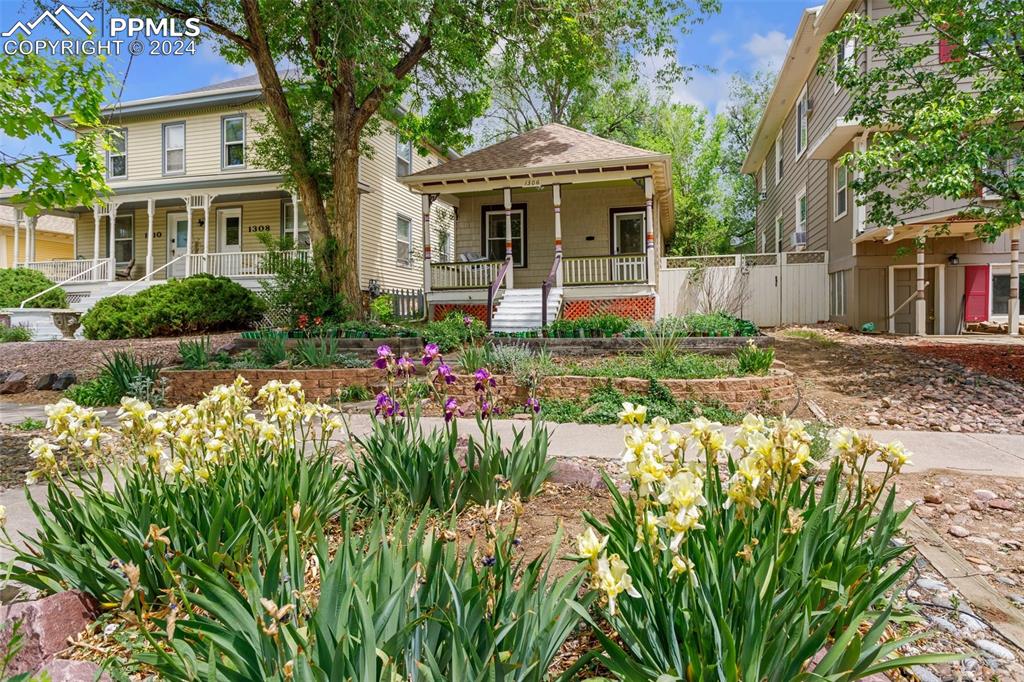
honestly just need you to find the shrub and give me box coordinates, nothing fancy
[4,378,349,610]
[653,312,759,338]
[140,516,587,681]
[0,268,67,308]
[0,325,32,343]
[570,409,956,680]
[64,351,163,406]
[290,335,339,367]
[423,311,486,352]
[735,340,775,375]
[567,352,731,381]
[256,330,287,367]
[81,275,266,340]
[541,380,741,426]
[258,237,352,327]
[177,336,211,369]
[369,292,397,324]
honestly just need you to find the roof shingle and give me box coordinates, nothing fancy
[405,123,663,178]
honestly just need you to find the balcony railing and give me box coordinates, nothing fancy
[431,260,504,290]
[188,250,309,279]
[21,259,110,283]
[563,254,647,286]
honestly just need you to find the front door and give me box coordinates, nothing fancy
[216,208,242,276]
[893,267,936,334]
[612,210,646,281]
[166,212,189,278]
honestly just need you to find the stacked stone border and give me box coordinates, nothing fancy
[160,366,795,412]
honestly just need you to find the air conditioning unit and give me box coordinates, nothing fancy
[792,231,808,248]
[758,191,768,201]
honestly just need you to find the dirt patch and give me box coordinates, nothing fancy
[910,343,1024,384]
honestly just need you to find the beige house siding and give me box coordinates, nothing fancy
[1,226,74,268]
[453,184,651,289]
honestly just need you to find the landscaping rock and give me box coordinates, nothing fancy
[948,525,971,538]
[550,460,604,489]
[33,373,58,390]
[973,639,1015,661]
[973,489,998,502]
[0,591,100,676]
[0,371,28,394]
[988,499,1017,511]
[923,489,944,505]
[0,371,9,383]
[37,659,112,682]
[51,371,76,391]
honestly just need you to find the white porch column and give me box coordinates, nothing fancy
[915,242,927,336]
[202,195,211,272]
[184,201,193,277]
[12,209,21,267]
[92,204,101,262]
[145,198,155,280]
[26,215,37,263]
[107,202,119,281]
[644,176,655,285]
[291,193,299,244]
[503,187,514,289]
[421,194,432,293]
[553,184,563,287]
[1010,226,1020,336]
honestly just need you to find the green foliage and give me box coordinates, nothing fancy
[336,384,373,402]
[0,269,67,309]
[566,352,733,381]
[423,312,487,353]
[782,328,838,348]
[64,375,121,407]
[290,335,340,368]
[456,344,491,372]
[573,416,959,680]
[542,380,740,425]
[15,417,44,431]
[546,313,635,337]
[256,331,288,367]
[824,0,1024,241]
[369,293,397,324]
[140,516,587,681]
[653,312,757,337]
[177,337,212,370]
[80,275,265,340]
[64,351,162,406]
[0,325,32,343]
[258,237,352,327]
[0,50,110,215]
[734,341,775,375]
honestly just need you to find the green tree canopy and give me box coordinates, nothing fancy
[825,0,1024,240]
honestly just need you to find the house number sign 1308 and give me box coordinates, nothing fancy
[246,224,271,233]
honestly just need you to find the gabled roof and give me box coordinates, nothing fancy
[405,123,663,179]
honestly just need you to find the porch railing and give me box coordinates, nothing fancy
[431,260,504,290]
[563,254,647,286]
[20,259,110,283]
[188,250,309,279]
[19,259,112,308]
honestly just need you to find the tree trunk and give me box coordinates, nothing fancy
[321,144,363,315]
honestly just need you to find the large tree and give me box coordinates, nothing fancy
[825,0,1024,240]
[110,0,695,309]
[0,50,110,216]
[720,72,773,251]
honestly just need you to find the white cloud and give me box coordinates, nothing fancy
[197,40,250,84]
[744,30,790,73]
[670,71,734,115]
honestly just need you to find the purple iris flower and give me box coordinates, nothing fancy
[396,355,414,376]
[437,362,456,385]
[374,345,394,370]
[463,315,474,328]
[526,397,541,413]
[443,397,461,423]
[473,368,495,392]
[374,391,403,418]
[422,343,440,366]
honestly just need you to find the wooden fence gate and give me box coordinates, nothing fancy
[657,251,829,327]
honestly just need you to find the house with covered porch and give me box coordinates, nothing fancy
[398,123,674,332]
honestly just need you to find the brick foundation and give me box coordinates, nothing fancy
[432,304,490,322]
[562,296,655,322]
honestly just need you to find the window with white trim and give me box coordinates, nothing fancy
[992,272,1024,315]
[774,213,784,253]
[113,215,134,265]
[396,214,413,265]
[830,270,847,317]
[107,129,126,178]
[794,190,808,246]
[775,133,784,184]
[223,115,245,168]
[834,162,849,219]
[834,39,855,93]
[795,84,808,158]
[484,208,525,266]
[282,201,310,248]
[396,139,413,176]
[436,228,451,262]
[163,122,185,174]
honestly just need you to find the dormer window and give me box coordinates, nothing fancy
[223,115,245,168]
[163,122,185,175]
[107,128,127,179]
[396,139,412,176]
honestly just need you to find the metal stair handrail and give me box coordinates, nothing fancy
[109,254,188,297]
[540,253,562,333]
[19,259,109,309]
[486,259,512,330]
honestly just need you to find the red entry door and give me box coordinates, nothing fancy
[963,265,990,322]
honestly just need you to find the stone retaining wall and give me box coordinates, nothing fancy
[491,335,772,356]
[160,366,796,413]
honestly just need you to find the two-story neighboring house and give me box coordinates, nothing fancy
[6,74,451,312]
[743,0,1021,336]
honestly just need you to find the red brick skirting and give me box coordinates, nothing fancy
[160,367,795,413]
[562,296,656,321]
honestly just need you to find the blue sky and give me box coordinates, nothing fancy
[0,0,820,157]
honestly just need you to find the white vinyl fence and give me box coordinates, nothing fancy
[658,251,829,327]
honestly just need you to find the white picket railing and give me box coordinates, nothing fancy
[188,250,309,278]
[21,259,110,283]
[563,255,647,286]
[431,260,504,290]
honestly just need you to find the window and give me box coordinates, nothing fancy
[834,39,855,92]
[760,162,766,193]
[107,128,126,178]
[992,273,1024,315]
[396,139,413,176]
[113,215,134,265]
[774,133,783,184]
[794,190,808,246]
[774,214,784,253]
[396,214,413,265]
[483,206,526,267]
[282,201,310,248]
[436,229,451,262]
[830,270,848,317]
[834,162,849,219]
[795,84,808,158]
[163,122,185,174]
[222,115,245,168]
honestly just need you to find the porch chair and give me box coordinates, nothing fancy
[115,257,135,280]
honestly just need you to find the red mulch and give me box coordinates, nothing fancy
[909,343,1024,384]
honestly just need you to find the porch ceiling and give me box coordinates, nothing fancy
[854,217,983,244]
